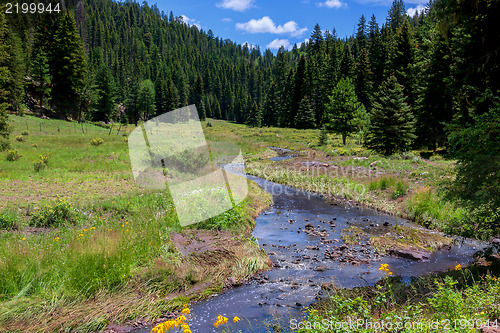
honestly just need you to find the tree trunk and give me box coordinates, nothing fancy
[342,134,346,146]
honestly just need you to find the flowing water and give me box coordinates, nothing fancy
[132,161,484,333]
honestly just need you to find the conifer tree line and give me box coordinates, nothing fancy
[0,0,498,154]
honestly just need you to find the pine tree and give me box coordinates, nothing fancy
[50,11,87,118]
[365,75,415,155]
[355,15,367,56]
[318,126,329,146]
[355,48,374,110]
[387,0,406,30]
[339,44,355,78]
[416,30,453,149]
[30,49,52,113]
[325,77,366,145]
[93,63,116,121]
[5,31,24,113]
[294,96,315,129]
[247,101,261,127]
[0,8,12,138]
[392,18,416,106]
[137,79,156,120]
[262,80,277,127]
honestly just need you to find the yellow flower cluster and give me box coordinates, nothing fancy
[455,264,462,271]
[213,315,228,328]
[379,263,393,275]
[151,308,192,333]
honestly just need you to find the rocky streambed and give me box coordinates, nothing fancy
[130,163,484,333]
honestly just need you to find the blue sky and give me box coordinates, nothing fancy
[151,0,428,51]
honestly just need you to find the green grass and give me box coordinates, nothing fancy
[0,116,272,332]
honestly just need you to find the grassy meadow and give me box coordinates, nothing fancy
[0,115,272,332]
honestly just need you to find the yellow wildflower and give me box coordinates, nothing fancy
[233,316,241,323]
[455,264,462,271]
[22,237,26,241]
[181,308,190,314]
[492,276,497,281]
[78,234,83,237]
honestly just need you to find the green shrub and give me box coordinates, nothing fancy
[33,160,46,172]
[32,143,38,148]
[90,137,104,146]
[0,211,17,230]
[21,130,29,136]
[33,154,50,171]
[15,135,24,142]
[6,149,21,161]
[206,121,213,128]
[430,154,444,161]
[0,137,10,152]
[29,198,78,228]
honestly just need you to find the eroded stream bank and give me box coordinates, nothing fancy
[131,162,484,333]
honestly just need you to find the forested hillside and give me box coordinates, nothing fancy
[1,0,499,228]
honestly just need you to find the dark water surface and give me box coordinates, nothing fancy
[132,164,483,333]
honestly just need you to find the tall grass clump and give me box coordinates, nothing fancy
[406,187,466,233]
[0,211,17,230]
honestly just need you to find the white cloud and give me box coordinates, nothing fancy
[217,0,254,11]
[236,16,308,37]
[243,41,257,50]
[298,38,310,48]
[221,18,233,22]
[318,0,347,8]
[266,38,292,50]
[406,4,427,17]
[181,15,201,29]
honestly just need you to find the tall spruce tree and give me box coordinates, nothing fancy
[325,77,366,145]
[137,79,156,121]
[355,48,374,110]
[50,11,87,119]
[30,49,52,113]
[365,75,415,155]
[0,8,12,139]
[294,96,316,129]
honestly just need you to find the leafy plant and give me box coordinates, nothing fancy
[15,135,24,142]
[90,137,104,146]
[6,149,21,161]
[21,130,29,136]
[29,198,78,227]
